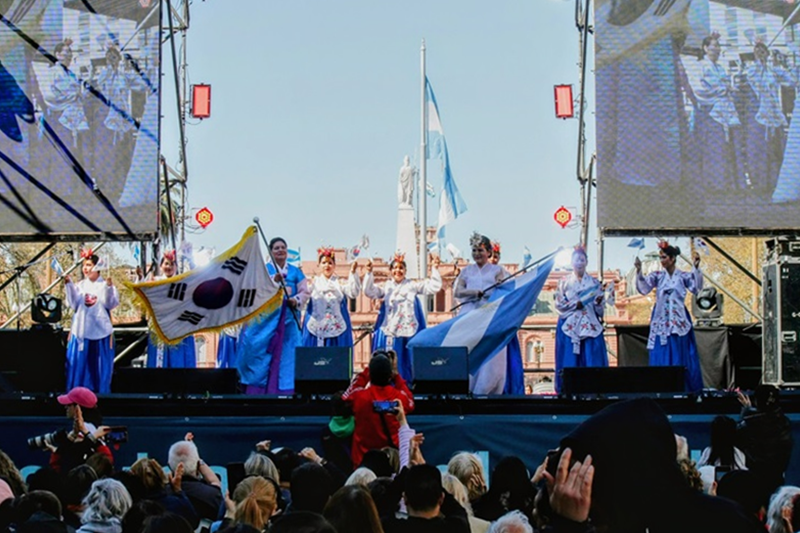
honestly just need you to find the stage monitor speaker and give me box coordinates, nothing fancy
[561,366,685,396]
[294,347,352,395]
[763,258,800,385]
[0,328,66,392]
[112,368,239,395]
[412,346,469,395]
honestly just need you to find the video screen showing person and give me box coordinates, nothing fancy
[0,0,160,238]
[597,0,800,233]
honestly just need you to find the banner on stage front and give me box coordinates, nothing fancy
[130,226,281,343]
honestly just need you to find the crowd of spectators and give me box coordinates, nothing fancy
[0,364,796,533]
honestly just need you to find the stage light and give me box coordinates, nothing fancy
[554,84,574,119]
[692,287,723,326]
[192,84,211,119]
[31,294,62,324]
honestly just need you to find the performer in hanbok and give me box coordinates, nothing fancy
[489,241,501,265]
[635,241,704,391]
[554,246,608,392]
[743,42,794,195]
[48,40,89,149]
[695,33,742,191]
[91,45,137,202]
[64,249,119,393]
[364,252,442,382]
[454,233,524,395]
[237,237,309,394]
[144,250,196,368]
[301,247,360,348]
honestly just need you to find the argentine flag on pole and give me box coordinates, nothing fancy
[409,253,555,374]
[426,78,467,246]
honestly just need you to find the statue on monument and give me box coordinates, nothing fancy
[398,155,416,208]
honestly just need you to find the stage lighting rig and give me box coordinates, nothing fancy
[692,287,723,327]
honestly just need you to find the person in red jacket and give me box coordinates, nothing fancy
[48,387,114,473]
[342,351,414,468]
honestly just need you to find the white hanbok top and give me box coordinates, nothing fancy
[745,61,794,131]
[307,273,361,339]
[364,270,442,338]
[696,59,741,137]
[555,273,605,354]
[66,277,119,340]
[636,267,703,349]
[453,263,507,314]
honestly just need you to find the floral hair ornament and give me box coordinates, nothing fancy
[391,251,406,265]
[80,247,94,259]
[657,240,670,250]
[469,231,483,249]
[491,241,501,255]
[573,244,587,255]
[162,249,176,263]
[317,246,335,260]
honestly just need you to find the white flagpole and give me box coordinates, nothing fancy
[419,39,428,317]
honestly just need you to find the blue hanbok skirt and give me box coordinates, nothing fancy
[371,298,426,383]
[146,336,196,368]
[649,330,704,392]
[66,335,115,393]
[554,316,609,393]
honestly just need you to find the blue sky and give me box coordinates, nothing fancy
[159,0,640,273]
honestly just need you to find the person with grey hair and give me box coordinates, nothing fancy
[447,452,487,504]
[488,510,533,533]
[244,452,280,483]
[767,486,800,533]
[345,467,377,488]
[168,434,222,521]
[441,473,490,533]
[77,478,132,533]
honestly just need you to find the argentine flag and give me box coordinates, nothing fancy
[409,253,555,374]
[426,78,467,246]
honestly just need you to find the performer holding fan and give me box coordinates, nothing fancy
[635,241,704,391]
[64,249,119,393]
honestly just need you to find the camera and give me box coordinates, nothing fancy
[27,429,68,450]
[105,427,128,444]
[372,400,399,414]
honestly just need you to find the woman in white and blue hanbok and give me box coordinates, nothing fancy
[635,243,704,391]
[301,248,360,348]
[237,237,309,394]
[364,253,442,383]
[695,35,742,191]
[554,247,608,393]
[743,42,794,195]
[454,234,523,395]
[145,251,196,369]
[64,251,119,393]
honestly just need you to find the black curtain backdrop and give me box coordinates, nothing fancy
[616,325,762,389]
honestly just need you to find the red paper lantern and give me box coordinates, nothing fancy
[196,207,214,228]
[554,206,572,228]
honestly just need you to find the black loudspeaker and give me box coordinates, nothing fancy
[561,366,686,395]
[0,328,66,392]
[294,347,352,395]
[763,259,800,385]
[412,347,469,395]
[112,368,239,395]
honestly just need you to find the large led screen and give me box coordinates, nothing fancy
[0,0,159,239]
[597,0,800,233]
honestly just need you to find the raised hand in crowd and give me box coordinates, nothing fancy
[255,439,271,452]
[299,447,325,465]
[542,447,594,524]
[365,258,373,273]
[169,462,184,494]
[736,389,752,409]
[350,261,358,274]
[184,432,194,442]
[409,433,425,466]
